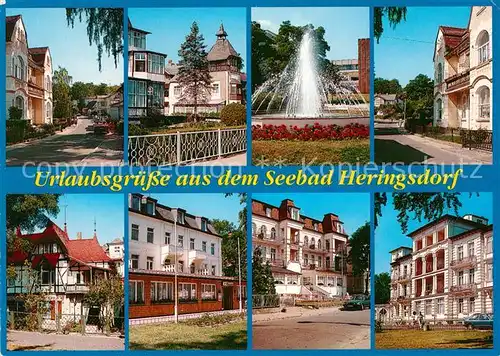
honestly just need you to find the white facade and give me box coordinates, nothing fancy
[388,215,493,321]
[128,194,222,277]
[434,6,492,130]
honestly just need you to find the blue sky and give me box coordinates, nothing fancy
[129,8,246,71]
[147,193,242,225]
[375,7,471,85]
[253,193,370,236]
[7,8,123,85]
[375,193,492,275]
[51,194,124,244]
[252,7,369,61]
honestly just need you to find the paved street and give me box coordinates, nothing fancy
[253,309,370,349]
[252,117,369,128]
[7,330,124,351]
[6,117,123,166]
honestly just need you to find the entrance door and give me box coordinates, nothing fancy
[223,286,234,310]
[50,301,55,320]
[57,301,62,317]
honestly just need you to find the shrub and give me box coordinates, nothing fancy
[252,123,369,141]
[115,121,124,135]
[128,124,149,136]
[375,320,384,333]
[8,106,23,120]
[63,320,82,334]
[6,119,29,144]
[221,103,246,126]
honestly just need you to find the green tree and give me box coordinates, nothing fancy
[374,7,407,43]
[53,67,73,119]
[6,194,60,233]
[177,22,212,121]
[212,219,247,279]
[374,78,403,94]
[251,21,278,91]
[66,8,123,71]
[252,247,276,295]
[70,81,91,111]
[94,83,109,96]
[374,193,463,232]
[8,106,23,120]
[403,74,434,119]
[348,222,370,293]
[374,272,391,304]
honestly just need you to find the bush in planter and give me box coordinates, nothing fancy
[6,119,29,144]
[8,106,23,120]
[128,124,149,136]
[221,103,246,126]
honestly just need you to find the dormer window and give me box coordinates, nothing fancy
[291,208,299,221]
[265,208,271,217]
[201,219,207,232]
[314,223,318,231]
[146,201,155,215]
[131,195,140,211]
[177,211,185,224]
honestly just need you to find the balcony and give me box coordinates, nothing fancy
[28,85,44,99]
[445,70,470,93]
[189,249,208,261]
[161,244,183,259]
[397,274,410,283]
[450,284,477,296]
[397,296,410,304]
[253,233,280,244]
[450,255,476,269]
[66,284,90,294]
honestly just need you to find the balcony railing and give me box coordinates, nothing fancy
[254,233,279,242]
[445,70,470,92]
[450,255,476,269]
[397,274,410,282]
[450,284,476,295]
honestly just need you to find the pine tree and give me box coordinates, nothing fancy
[177,22,213,121]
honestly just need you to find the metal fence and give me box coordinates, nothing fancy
[461,129,492,151]
[7,311,124,335]
[410,125,492,152]
[381,318,472,331]
[252,295,281,309]
[128,128,246,166]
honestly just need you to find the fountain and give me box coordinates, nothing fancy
[252,28,369,121]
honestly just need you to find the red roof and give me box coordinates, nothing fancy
[10,220,111,265]
[6,15,21,42]
[440,26,467,50]
[29,47,49,66]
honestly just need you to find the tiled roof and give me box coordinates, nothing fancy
[29,47,49,66]
[207,25,239,62]
[440,26,467,51]
[6,15,21,42]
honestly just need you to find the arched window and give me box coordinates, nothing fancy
[461,93,469,119]
[311,237,316,248]
[46,75,51,92]
[437,63,443,83]
[436,98,443,121]
[478,86,490,120]
[15,56,25,80]
[259,225,267,238]
[318,239,322,250]
[325,240,330,251]
[304,236,309,246]
[477,30,490,64]
[15,96,24,117]
[252,223,256,236]
[270,228,276,240]
[46,102,52,120]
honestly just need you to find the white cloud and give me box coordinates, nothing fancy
[255,19,278,33]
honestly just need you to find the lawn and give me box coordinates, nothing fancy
[129,321,247,350]
[252,139,370,165]
[376,329,493,349]
[375,139,430,164]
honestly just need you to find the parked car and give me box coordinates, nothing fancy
[343,294,370,310]
[463,313,493,330]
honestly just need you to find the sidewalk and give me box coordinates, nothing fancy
[253,306,340,323]
[7,330,124,351]
[189,153,246,166]
[130,309,246,326]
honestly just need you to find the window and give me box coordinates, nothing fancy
[165,232,171,245]
[260,225,266,238]
[128,80,146,108]
[190,238,195,250]
[178,260,184,272]
[146,257,154,270]
[437,298,444,314]
[151,281,173,302]
[457,246,464,260]
[477,86,490,120]
[326,256,331,268]
[147,228,154,243]
[179,283,197,301]
[304,254,309,265]
[15,96,24,117]
[174,86,181,98]
[134,53,146,72]
[415,301,422,314]
[486,237,493,253]
[201,284,216,300]
[130,30,146,49]
[425,300,432,315]
[437,62,443,83]
[318,256,322,268]
[265,207,271,217]
[130,254,139,269]
[270,248,276,261]
[252,223,256,236]
[15,56,25,80]
[148,82,164,107]
[469,268,475,284]
[46,102,52,120]
[486,263,493,282]
[436,98,443,121]
[146,202,155,215]
[201,219,207,232]
[202,241,207,252]
[458,298,464,314]
[469,297,475,313]
[46,75,51,92]
[178,235,184,247]
[325,240,330,251]
[468,241,474,257]
[291,208,299,220]
[129,281,144,304]
[458,271,464,285]
[147,54,164,74]
[39,263,55,285]
[212,83,220,96]
[211,265,216,275]
[131,224,139,241]
[318,239,322,250]
[304,236,309,246]
[477,30,490,64]
[461,94,469,120]
[230,83,238,95]
[426,234,433,247]
[270,228,276,240]
[314,223,318,231]
[211,243,215,255]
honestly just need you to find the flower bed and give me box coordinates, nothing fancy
[252,123,369,141]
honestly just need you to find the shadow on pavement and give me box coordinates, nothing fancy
[375,139,430,164]
[297,320,370,327]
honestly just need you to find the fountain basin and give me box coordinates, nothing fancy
[252,115,369,128]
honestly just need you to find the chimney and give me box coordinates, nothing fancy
[168,59,173,65]
[77,232,82,240]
